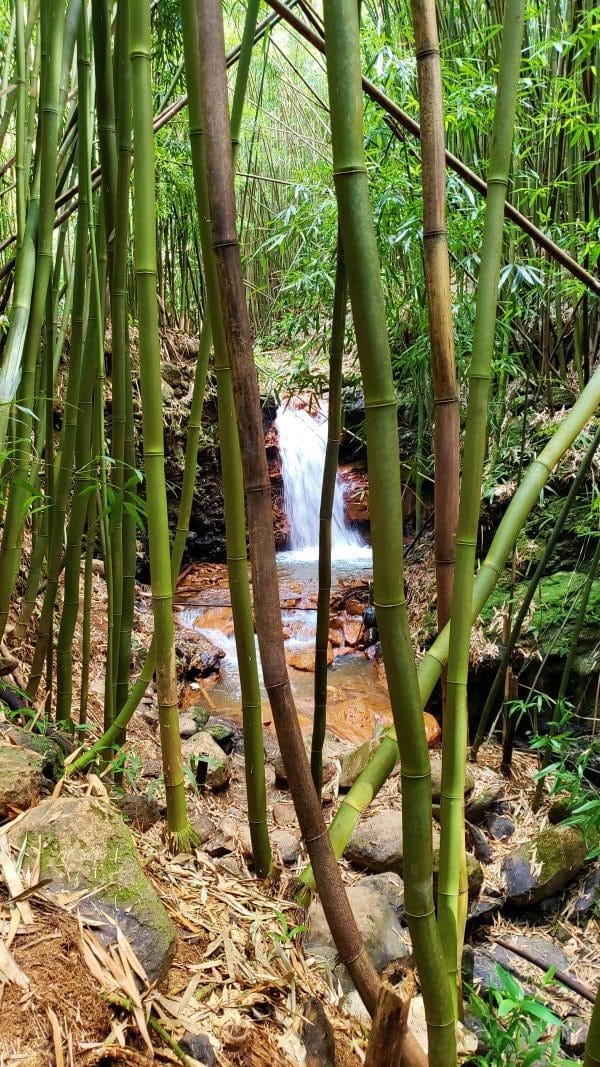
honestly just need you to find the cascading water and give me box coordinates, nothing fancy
[275,404,365,556]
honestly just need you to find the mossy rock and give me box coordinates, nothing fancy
[0,743,49,819]
[0,724,65,780]
[502,824,587,906]
[8,796,176,982]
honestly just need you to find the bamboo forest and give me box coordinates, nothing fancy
[1,0,600,1063]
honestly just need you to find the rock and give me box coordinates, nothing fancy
[182,732,232,790]
[486,813,515,841]
[273,801,296,828]
[560,1016,589,1058]
[180,1032,216,1065]
[0,725,65,781]
[503,825,587,906]
[328,628,344,648]
[430,753,474,801]
[345,598,365,616]
[347,809,439,876]
[465,779,505,824]
[140,756,162,779]
[363,606,377,629]
[301,997,336,1067]
[187,704,211,730]
[274,747,335,788]
[204,716,243,755]
[114,794,163,832]
[175,629,224,680]
[178,715,197,738]
[572,866,600,918]
[0,743,49,818]
[467,894,503,927]
[286,646,333,671]
[363,626,379,646]
[432,850,483,900]
[190,813,218,845]
[343,620,363,646]
[548,797,574,824]
[305,872,408,991]
[364,641,381,661]
[8,796,176,982]
[423,712,441,747]
[471,935,569,994]
[339,737,379,790]
[271,828,300,865]
[467,823,494,865]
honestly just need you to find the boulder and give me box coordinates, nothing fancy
[486,813,515,841]
[347,809,439,876]
[0,724,65,780]
[175,628,224,679]
[203,716,243,755]
[0,743,49,819]
[430,753,474,801]
[271,828,300,865]
[503,825,588,906]
[465,778,505,824]
[178,715,197,738]
[339,737,379,790]
[433,849,483,900]
[114,793,163,832]
[469,935,569,994]
[305,872,408,990]
[343,620,363,646]
[182,732,232,790]
[8,796,176,982]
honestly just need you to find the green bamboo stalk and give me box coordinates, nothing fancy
[584,983,600,1067]
[322,1,455,1054]
[472,423,600,760]
[130,0,191,849]
[299,363,600,885]
[437,0,525,1004]
[0,0,65,638]
[197,0,380,1014]
[14,0,26,247]
[410,0,459,634]
[180,0,271,876]
[311,229,346,795]
[109,0,132,720]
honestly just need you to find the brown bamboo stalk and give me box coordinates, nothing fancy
[195,0,380,1015]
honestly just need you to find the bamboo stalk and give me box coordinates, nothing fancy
[410,0,459,634]
[196,0,380,1014]
[322,2,455,1056]
[130,0,191,849]
[298,362,600,886]
[437,0,525,1005]
[584,984,600,1067]
[311,228,346,795]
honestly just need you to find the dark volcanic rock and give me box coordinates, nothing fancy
[503,824,587,906]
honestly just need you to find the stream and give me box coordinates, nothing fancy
[175,402,395,743]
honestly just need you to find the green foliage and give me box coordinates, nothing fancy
[468,965,573,1067]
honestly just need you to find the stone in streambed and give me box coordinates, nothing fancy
[7,796,176,982]
[305,872,408,990]
[0,743,49,818]
[347,808,440,876]
[182,732,232,790]
[503,824,588,906]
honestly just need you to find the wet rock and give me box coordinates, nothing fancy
[339,737,379,790]
[271,828,300,865]
[301,997,336,1067]
[286,646,333,671]
[305,872,408,990]
[363,627,378,646]
[465,778,505,824]
[486,813,515,841]
[560,1016,589,1058]
[433,850,483,900]
[114,793,163,832]
[0,743,49,818]
[178,715,197,739]
[204,716,243,755]
[364,640,381,661]
[343,620,363,646]
[363,606,377,630]
[572,866,600,918]
[423,712,441,747]
[180,1032,216,1065]
[175,629,224,680]
[182,732,232,790]
[328,628,344,648]
[8,796,176,982]
[467,894,503,927]
[345,598,365,617]
[347,809,440,876]
[503,824,587,906]
[429,753,475,801]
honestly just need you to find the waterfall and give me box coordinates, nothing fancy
[275,404,364,555]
